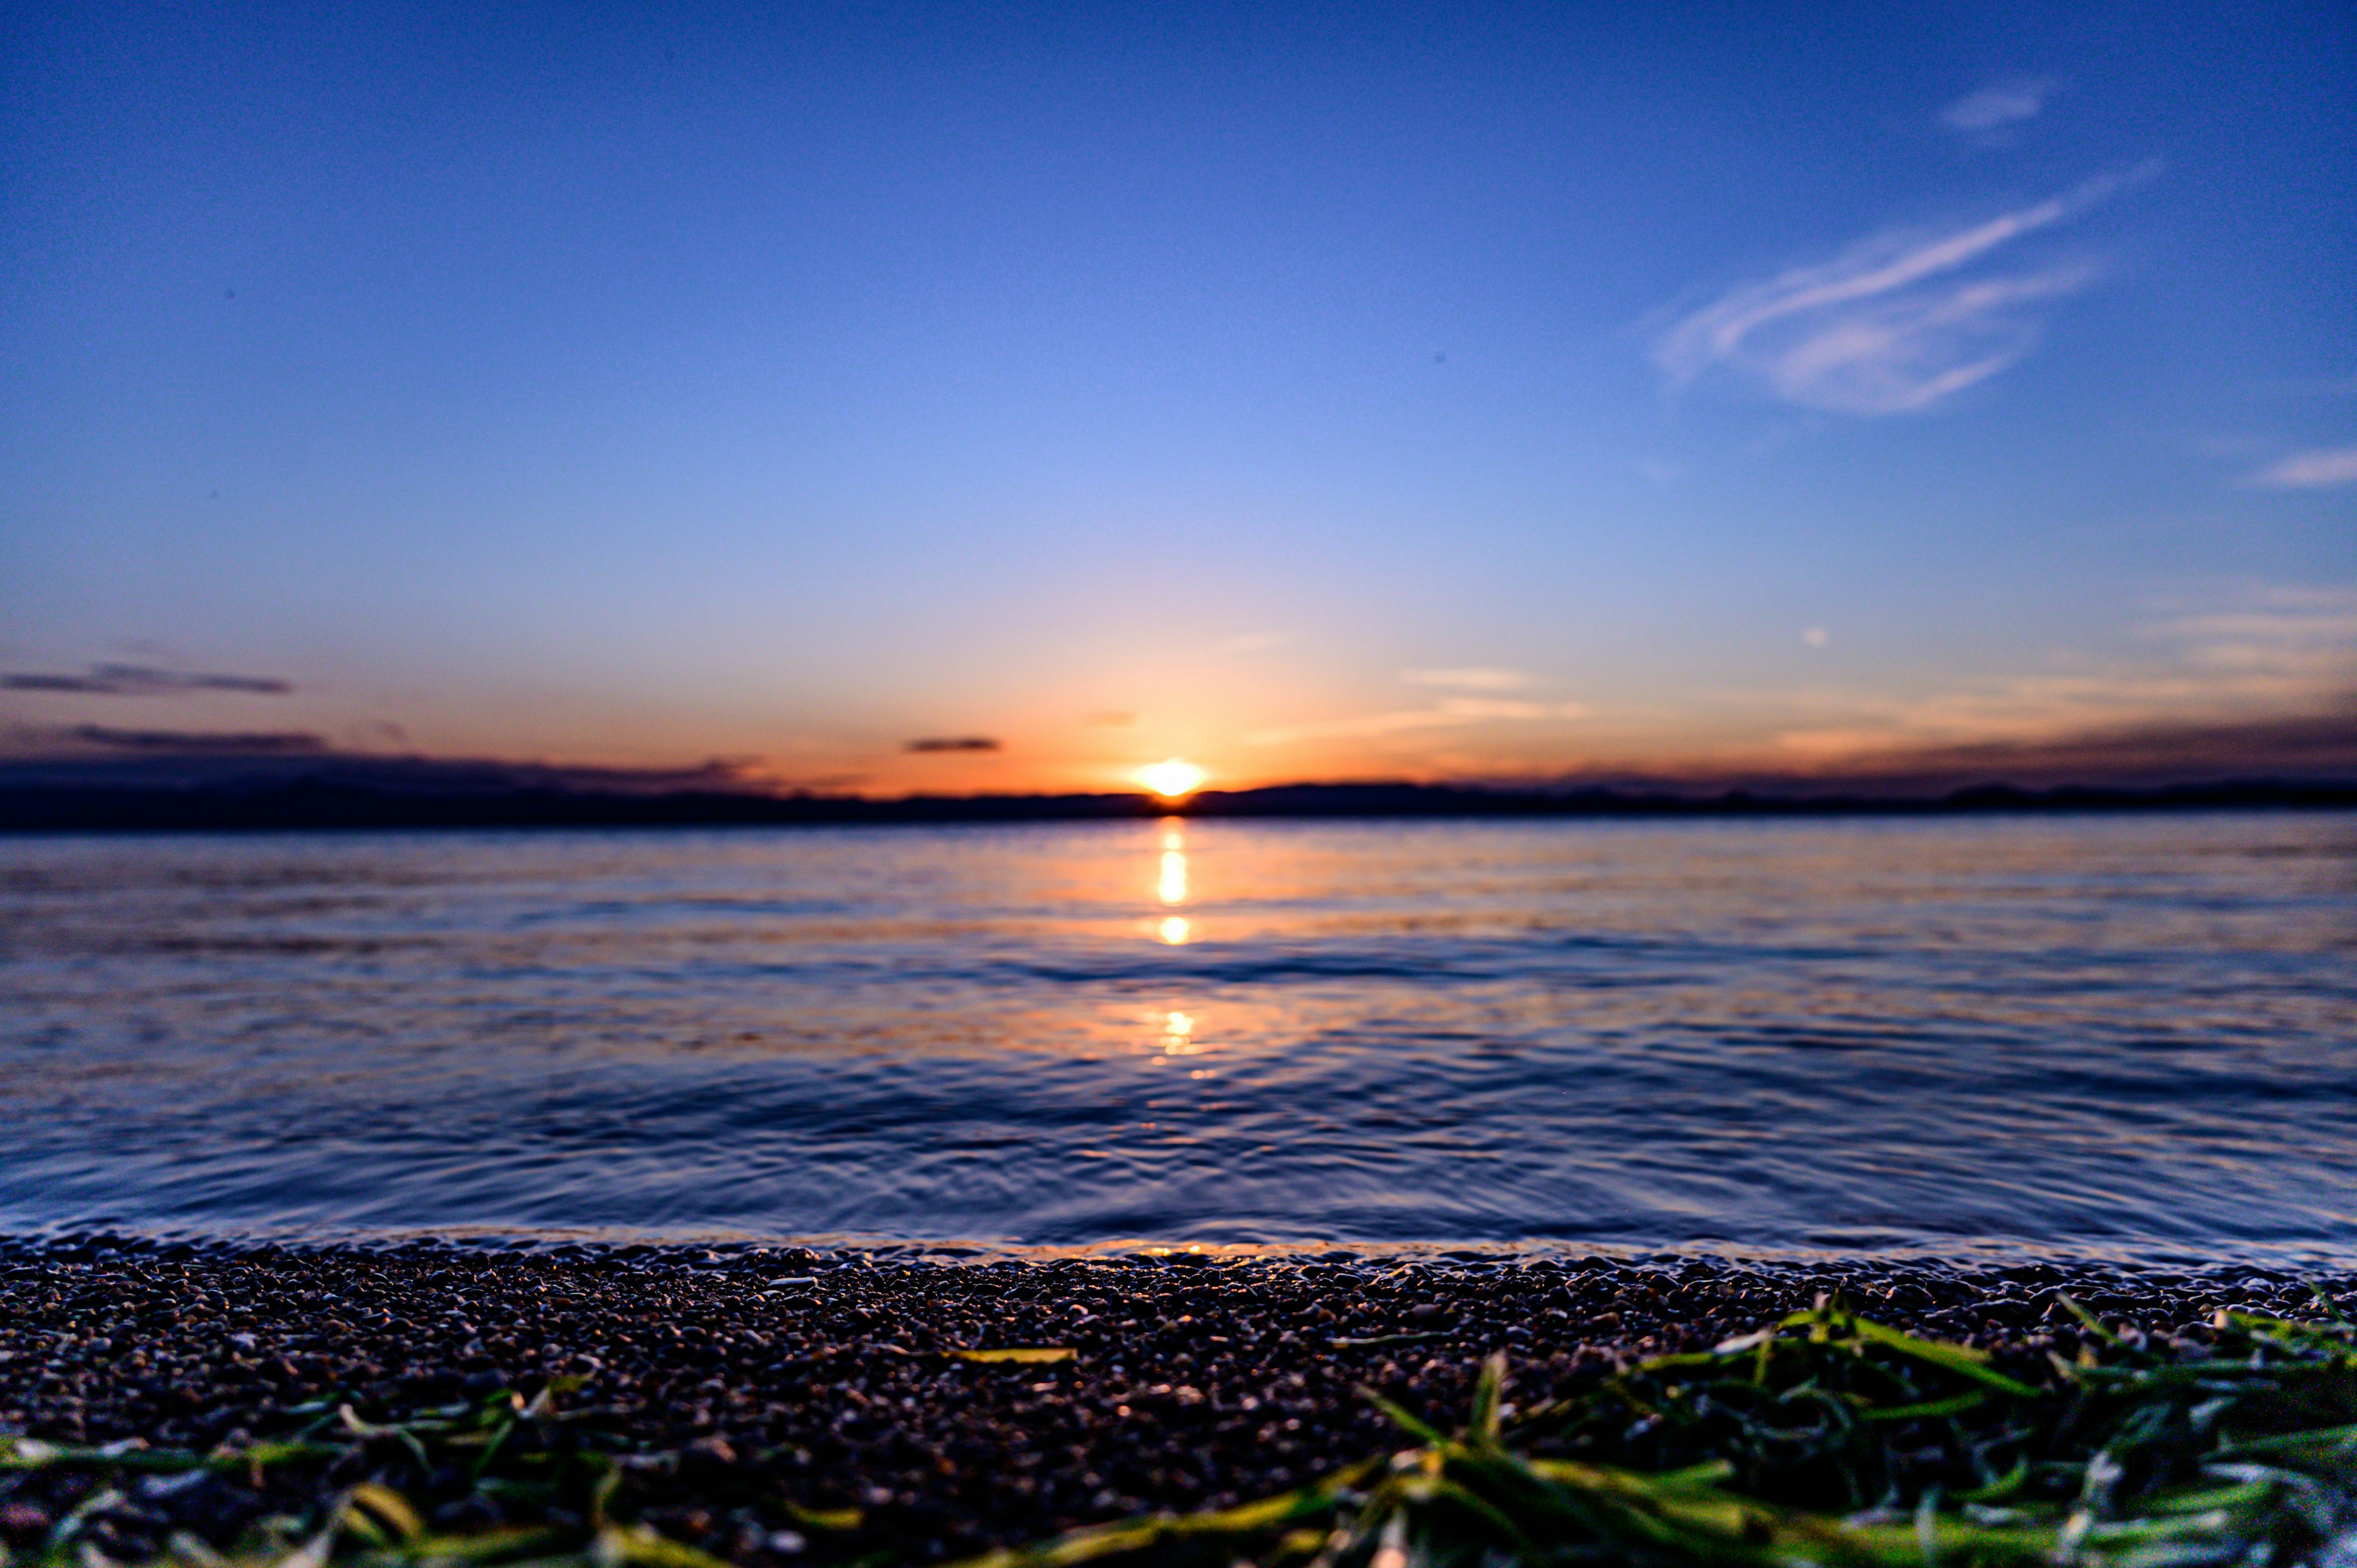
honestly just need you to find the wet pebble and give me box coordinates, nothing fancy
[0,1237,2341,1562]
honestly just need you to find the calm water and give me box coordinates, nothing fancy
[1,813,2351,1264]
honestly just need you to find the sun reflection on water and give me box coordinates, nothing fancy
[1158,847,1186,905]
[1152,817,1191,943]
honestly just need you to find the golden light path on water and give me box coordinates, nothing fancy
[1158,833,1187,906]
[1151,819,1208,1077]
[1155,819,1190,946]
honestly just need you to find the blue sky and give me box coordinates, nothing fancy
[3,1,2351,791]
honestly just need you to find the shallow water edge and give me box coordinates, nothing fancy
[9,1222,2343,1283]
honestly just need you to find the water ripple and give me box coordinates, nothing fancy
[1,813,2351,1262]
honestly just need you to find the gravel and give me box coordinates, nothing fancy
[1,1237,2344,1563]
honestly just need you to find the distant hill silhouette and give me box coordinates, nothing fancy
[0,753,2348,833]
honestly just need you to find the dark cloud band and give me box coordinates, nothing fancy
[2,664,292,696]
[68,725,325,754]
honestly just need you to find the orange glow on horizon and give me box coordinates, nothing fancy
[1136,759,1207,799]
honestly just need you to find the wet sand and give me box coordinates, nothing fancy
[1,1238,2342,1562]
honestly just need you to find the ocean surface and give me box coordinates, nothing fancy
[1,813,2351,1265]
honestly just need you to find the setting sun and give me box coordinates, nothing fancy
[1135,759,1207,799]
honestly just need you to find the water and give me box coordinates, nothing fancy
[0,813,2351,1264]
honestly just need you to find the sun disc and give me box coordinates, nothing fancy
[1137,759,1207,799]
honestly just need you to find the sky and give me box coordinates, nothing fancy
[2,0,2352,795]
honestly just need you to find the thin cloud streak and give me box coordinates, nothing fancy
[63,725,327,754]
[1245,698,1584,746]
[1399,666,1534,691]
[1940,77,2057,132]
[1759,587,2357,760]
[1653,168,2152,415]
[1,663,293,696]
[2251,445,2357,488]
[1770,701,2357,789]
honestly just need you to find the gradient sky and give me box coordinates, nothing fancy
[4,1,2352,794]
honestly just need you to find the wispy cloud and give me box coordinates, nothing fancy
[1940,77,2057,133]
[2251,444,2357,489]
[1399,666,1533,691]
[1653,168,2152,415]
[1245,698,1584,746]
[1,663,292,695]
[2151,587,2357,679]
[64,725,325,754]
[1760,587,2357,762]
[904,736,1001,752]
[1773,704,2357,787]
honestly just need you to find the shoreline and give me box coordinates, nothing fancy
[4,769,2351,836]
[9,1225,2350,1272]
[4,1237,2343,1564]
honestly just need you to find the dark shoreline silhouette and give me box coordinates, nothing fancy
[0,755,2350,833]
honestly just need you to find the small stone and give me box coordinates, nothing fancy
[1,1502,52,1535]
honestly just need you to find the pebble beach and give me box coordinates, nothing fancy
[4,1237,2345,1564]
